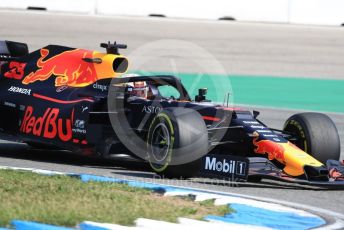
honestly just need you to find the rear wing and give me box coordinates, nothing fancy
[0,40,29,61]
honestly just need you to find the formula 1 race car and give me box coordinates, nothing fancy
[0,40,343,188]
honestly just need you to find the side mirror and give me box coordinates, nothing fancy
[195,88,210,102]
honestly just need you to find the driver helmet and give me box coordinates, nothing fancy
[128,81,148,99]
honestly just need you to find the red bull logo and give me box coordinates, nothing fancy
[253,132,285,161]
[20,106,73,142]
[252,132,324,177]
[22,48,128,87]
[22,49,97,87]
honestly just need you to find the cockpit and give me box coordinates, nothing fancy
[111,75,191,102]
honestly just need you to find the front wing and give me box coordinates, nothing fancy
[199,154,344,189]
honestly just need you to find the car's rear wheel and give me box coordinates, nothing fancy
[147,108,208,178]
[283,112,340,164]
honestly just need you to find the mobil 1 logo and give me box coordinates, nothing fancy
[200,154,249,180]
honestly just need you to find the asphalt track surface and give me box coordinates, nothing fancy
[0,10,344,220]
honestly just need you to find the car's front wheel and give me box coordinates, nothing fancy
[147,108,208,178]
[283,112,340,164]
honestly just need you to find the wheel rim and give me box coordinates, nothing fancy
[285,122,307,151]
[150,123,171,163]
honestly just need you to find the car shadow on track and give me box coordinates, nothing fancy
[113,171,159,179]
[192,178,326,191]
[0,142,328,191]
[0,142,149,172]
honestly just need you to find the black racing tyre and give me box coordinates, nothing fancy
[283,112,340,164]
[147,107,208,178]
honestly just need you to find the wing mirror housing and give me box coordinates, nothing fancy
[195,88,210,102]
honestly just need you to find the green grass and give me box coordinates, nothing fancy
[0,170,231,228]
